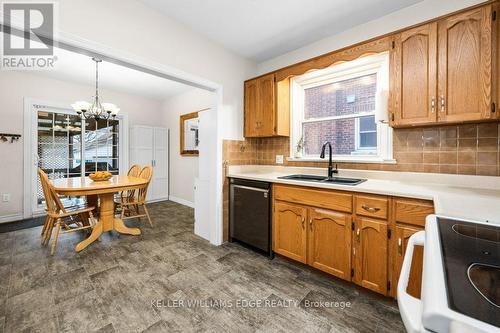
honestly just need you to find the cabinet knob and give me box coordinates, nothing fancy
[356,228,360,242]
[309,218,313,230]
[431,97,435,113]
[301,216,305,229]
[398,238,403,255]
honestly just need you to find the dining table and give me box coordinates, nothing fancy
[51,175,149,252]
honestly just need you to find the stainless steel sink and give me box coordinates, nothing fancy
[278,174,366,186]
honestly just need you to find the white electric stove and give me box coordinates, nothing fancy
[398,215,499,333]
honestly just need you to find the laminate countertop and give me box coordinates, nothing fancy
[227,165,500,225]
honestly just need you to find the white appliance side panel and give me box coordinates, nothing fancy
[194,178,210,241]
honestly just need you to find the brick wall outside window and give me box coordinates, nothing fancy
[302,73,377,155]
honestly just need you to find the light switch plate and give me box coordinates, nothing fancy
[2,194,10,202]
[275,155,284,164]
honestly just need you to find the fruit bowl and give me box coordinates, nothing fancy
[89,172,113,182]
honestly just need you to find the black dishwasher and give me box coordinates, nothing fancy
[229,178,273,258]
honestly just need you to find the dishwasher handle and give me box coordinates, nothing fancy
[397,231,425,333]
[232,184,269,194]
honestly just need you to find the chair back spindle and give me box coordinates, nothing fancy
[138,166,153,202]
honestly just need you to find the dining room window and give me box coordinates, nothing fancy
[36,110,121,205]
[290,52,393,163]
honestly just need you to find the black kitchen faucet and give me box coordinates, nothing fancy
[320,141,338,179]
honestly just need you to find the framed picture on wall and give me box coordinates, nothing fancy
[180,111,199,156]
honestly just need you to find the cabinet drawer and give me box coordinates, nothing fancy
[274,184,352,213]
[355,195,388,219]
[394,198,434,227]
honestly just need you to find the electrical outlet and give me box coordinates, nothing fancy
[2,193,11,202]
[275,155,284,164]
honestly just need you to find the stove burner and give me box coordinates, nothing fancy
[452,223,500,243]
[468,263,500,309]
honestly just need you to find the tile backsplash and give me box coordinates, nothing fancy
[223,122,500,176]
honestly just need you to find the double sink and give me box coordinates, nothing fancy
[278,174,366,186]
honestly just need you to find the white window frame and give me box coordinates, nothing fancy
[355,116,377,152]
[23,98,129,218]
[289,52,394,164]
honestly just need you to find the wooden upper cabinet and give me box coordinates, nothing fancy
[244,74,290,137]
[389,3,498,127]
[307,208,352,281]
[354,217,388,295]
[273,202,307,263]
[258,73,276,135]
[391,23,438,127]
[244,79,259,137]
[438,5,495,123]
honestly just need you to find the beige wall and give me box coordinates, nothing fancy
[161,89,215,205]
[0,71,164,220]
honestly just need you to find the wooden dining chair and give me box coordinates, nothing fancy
[116,165,154,227]
[115,164,141,216]
[38,168,97,255]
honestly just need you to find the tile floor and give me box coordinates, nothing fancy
[0,201,405,333]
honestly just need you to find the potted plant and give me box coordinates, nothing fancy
[295,136,304,158]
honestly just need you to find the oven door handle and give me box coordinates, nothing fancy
[397,231,425,333]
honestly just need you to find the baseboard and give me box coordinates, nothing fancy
[0,213,24,224]
[146,197,169,204]
[168,196,195,208]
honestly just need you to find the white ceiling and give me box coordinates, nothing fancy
[50,47,192,100]
[140,0,423,62]
[5,33,192,101]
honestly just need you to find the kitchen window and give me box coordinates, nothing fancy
[290,52,393,163]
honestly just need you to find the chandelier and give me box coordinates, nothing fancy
[71,57,120,120]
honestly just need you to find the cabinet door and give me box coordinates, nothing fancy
[257,73,276,136]
[438,5,494,122]
[273,201,307,263]
[129,126,154,201]
[308,208,352,280]
[244,79,259,137]
[391,23,438,126]
[152,128,169,201]
[354,217,388,295]
[393,225,424,299]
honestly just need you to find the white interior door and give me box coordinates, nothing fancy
[130,126,154,201]
[152,127,169,201]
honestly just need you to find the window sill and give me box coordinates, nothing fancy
[287,156,397,164]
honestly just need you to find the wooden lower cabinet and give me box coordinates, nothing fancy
[353,217,389,295]
[273,202,307,263]
[272,186,434,298]
[307,208,352,280]
[390,198,433,298]
[393,225,424,298]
